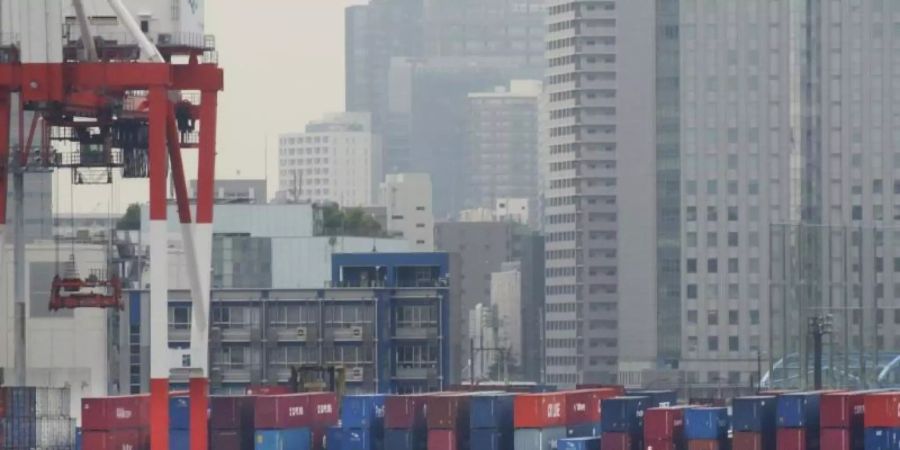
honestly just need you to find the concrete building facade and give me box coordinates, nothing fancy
[278,112,383,207]
[381,173,435,251]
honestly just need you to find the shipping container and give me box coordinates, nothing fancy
[514,393,567,429]
[254,427,312,450]
[385,395,429,430]
[645,439,677,450]
[325,426,343,450]
[170,397,190,431]
[470,394,514,430]
[600,431,636,450]
[170,428,189,450]
[863,428,900,450]
[341,395,386,430]
[247,386,292,396]
[427,428,461,450]
[558,436,602,450]
[820,427,863,450]
[470,427,512,450]
[732,396,777,433]
[211,429,253,450]
[426,394,470,431]
[776,427,819,450]
[777,392,822,429]
[566,422,601,438]
[81,429,146,450]
[35,388,71,418]
[577,385,626,397]
[341,428,384,450]
[566,389,619,426]
[601,397,650,434]
[864,393,900,429]
[644,406,688,442]
[1,388,36,419]
[819,392,863,430]
[683,408,728,441]
[733,432,768,450]
[81,395,150,431]
[625,390,677,408]
[211,396,255,431]
[254,393,338,430]
[385,428,420,450]
[513,426,567,450]
[686,440,725,450]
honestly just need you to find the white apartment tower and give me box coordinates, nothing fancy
[381,173,435,251]
[278,112,383,207]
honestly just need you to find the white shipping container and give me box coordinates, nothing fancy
[36,417,76,447]
[35,388,71,418]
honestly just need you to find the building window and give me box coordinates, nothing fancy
[729,310,739,325]
[707,310,718,325]
[728,258,739,273]
[687,258,697,273]
[687,284,698,299]
[708,258,718,273]
[687,310,698,324]
[708,337,719,352]
[729,336,739,352]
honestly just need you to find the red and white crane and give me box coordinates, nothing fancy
[0,2,222,450]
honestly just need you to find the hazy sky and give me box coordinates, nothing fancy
[58,0,364,214]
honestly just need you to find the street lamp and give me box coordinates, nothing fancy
[808,315,834,390]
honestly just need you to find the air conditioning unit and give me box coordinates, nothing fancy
[157,33,173,45]
[347,367,364,382]
[296,326,308,341]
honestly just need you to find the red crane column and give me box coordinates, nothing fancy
[148,85,171,450]
[190,90,217,450]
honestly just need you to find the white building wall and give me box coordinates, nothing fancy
[381,173,435,251]
[491,268,522,366]
[0,243,111,421]
[140,203,317,239]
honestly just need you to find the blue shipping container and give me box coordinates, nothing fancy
[1,416,37,447]
[600,397,649,434]
[777,392,821,428]
[626,390,677,407]
[326,426,343,450]
[342,428,385,450]
[170,428,189,450]
[170,397,190,431]
[76,427,82,450]
[558,437,602,450]
[4,387,37,418]
[341,395,386,430]
[469,394,514,430]
[864,428,900,450]
[470,428,513,450]
[684,407,729,440]
[255,427,312,450]
[384,429,413,450]
[732,396,777,433]
[566,422,602,438]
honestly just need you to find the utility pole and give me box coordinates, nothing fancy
[808,315,833,390]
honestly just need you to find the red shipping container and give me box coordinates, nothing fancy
[82,395,150,431]
[566,389,619,426]
[246,385,291,396]
[426,394,470,430]
[864,392,900,428]
[733,432,764,450]
[687,440,724,450]
[645,439,676,450]
[427,429,457,450]
[644,406,688,442]
[514,393,567,429]
[601,432,631,450]
[82,429,147,450]
[820,428,852,450]
[577,384,627,397]
[777,428,807,450]
[254,392,338,430]
[820,392,865,429]
[210,396,254,430]
[385,394,430,429]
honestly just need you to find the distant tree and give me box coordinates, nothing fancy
[117,203,141,230]
[320,203,386,237]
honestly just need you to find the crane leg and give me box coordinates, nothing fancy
[0,91,10,283]
[148,86,170,450]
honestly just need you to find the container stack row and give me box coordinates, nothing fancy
[252,392,338,450]
[683,407,729,450]
[81,394,149,450]
[336,394,385,450]
[1,387,75,450]
[426,393,471,450]
[513,392,567,450]
[383,394,427,450]
[469,393,514,450]
[776,392,823,450]
[863,392,900,450]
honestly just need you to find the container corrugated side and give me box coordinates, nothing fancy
[513,427,567,450]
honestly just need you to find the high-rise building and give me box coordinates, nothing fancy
[381,173,435,251]
[543,0,659,385]
[465,81,542,215]
[277,112,382,207]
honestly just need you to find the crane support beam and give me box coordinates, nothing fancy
[0,63,223,94]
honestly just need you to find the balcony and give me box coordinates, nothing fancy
[394,324,439,340]
[168,326,190,343]
[395,366,437,380]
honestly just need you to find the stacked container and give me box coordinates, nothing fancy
[600,396,650,450]
[1,387,75,450]
[253,392,338,450]
[863,392,900,450]
[819,392,866,450]
[210,396,255,450]
[384,395,428,450]
[776,392,822,450]
[168,396,190,450]
[513,392,567,450]
[565,389,618,438]
[683,407,729,450]
[81,394,150,450]
[426,393,471,450]
[339,395,386,450]
[644,406,691,450]
[469,393,514,450]
[626,391,678,408]
[732,396,777,450]
[558,436,602,450]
